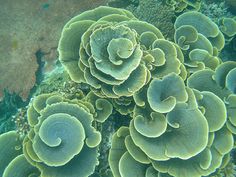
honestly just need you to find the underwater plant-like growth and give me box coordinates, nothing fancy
[24,93,102,177]
[58,6,184,98]
[166,0,201,12]
[0,5,236,177]
[174,11,225,72]
[0,92,112,177]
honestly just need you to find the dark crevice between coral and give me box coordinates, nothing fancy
[35,49,46,84]
[94,111,130,176]
[0,90,25,134]
[28,49,47,100]
[220,38,236,62]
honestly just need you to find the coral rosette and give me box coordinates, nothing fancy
[23,93,103,177]
[58,6,183,98]
[0,5,236,177]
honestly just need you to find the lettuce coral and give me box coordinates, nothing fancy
[219,17,236,42]
[174,11,225,73]
[108,66,234,177]
[188,61,236,135]
[0,5,236,177]
[165,0,201,12]
[0,92,112,177]
[3,154,40,177]
[0,131,40,177]
[23,93,108,177]
[109,93,233,177]
[0,131,22,176]
[222,19,235,34]
[58,6,184,98]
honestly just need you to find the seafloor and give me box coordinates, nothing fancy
[0,0,236,177]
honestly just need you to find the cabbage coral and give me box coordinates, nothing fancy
[109,86,233,176]
[187,61,236,135]
[165,0,201,12]
[0,5,236,177]
[58,6,183,98]
[219,17,236,44]
[0,92,113,177]
[3,154,40,177]
[107,60,236,177]
[0,131,22,176]
[174,11,225,72]
[23,93,112,177]
[0,131,40,177]
[219,17,236,38]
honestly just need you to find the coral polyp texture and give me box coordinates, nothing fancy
[1,5,236,177]
[165,0,201,12]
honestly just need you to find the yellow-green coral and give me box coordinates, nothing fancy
[0,131,40,177]
[0,92,112,177]
[174,11,225,73]
[108,69,234,177]
[219,17,236,45]
[24,93,102,177]
[0,131,22,176]
[219,17,236,38]
[58,6,184,98]
[3,154,40,177]
[0,5,236,177]
[165,0,201,12]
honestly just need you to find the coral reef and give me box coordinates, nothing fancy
[24,93,102,177]
[108,0,176,39]
[13,108,30,136]
[199,0,235,62]
[219,17,236,45]
[0,92,27,134]
[3,154,40,177]
[108,0,139,8]
[218,16,236,62]
[58,6,236,177]
[0,92,113,176]
[174,11,225,73]
[58,6,182,98]
[0,131,23,176]
[200,1,232,24]
[0,4,236,177]
[108,70,234,177]
[34,66,71,95]
[226,0,236,14]
[165,0,201,12]
[219,17,236,37]
[211,156,236,177]
[0,0,108,101]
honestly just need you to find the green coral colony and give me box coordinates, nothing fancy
[1,5,236,177]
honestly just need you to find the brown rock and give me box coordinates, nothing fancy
[0,0,107,101]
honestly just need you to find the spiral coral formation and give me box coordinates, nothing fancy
[58,6,184,98]
[0,6,236,177]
